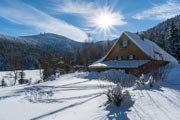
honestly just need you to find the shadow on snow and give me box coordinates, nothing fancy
[30,93,103,120]
[102,97,134,120]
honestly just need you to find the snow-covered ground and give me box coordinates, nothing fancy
[0,70,42,86]
[0,65,180,120]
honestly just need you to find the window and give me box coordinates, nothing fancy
[118,55,123,60]
[116,56,118,60]
[116,55,123,60]
[128,54,135,60]
[121,40,128,48]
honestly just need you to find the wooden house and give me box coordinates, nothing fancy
[88,31,177,76]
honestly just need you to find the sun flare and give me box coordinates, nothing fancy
[90,7,126,37]
[96,12,114,29]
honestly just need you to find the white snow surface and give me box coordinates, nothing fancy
[0,70,42,86]
[0,64,180,120]
[89,60,150,68]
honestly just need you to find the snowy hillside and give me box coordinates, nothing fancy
[20,33,116,58]
[20,33,83,55]
[141,15,180,59]
[0,65,180,120]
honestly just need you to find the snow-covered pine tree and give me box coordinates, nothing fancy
[169,22,180,60]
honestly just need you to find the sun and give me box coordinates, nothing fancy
[95,12,114,30]
[90,7,124,35]
[88,7,126,39]
[93,8,116,32]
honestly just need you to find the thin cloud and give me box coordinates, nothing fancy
[54,0,126,26]
[133,0,180,20]
[0,0,88,42]
[55,0,97,15]
[81,27,98,34]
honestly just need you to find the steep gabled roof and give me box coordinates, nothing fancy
[94,31,177,64]
[124,32,177,63]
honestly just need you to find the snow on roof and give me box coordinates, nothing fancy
[92,31,177,65]
[89,60,150,68]
[124,31,177,63]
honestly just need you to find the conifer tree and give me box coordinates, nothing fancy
[169,22,180,59]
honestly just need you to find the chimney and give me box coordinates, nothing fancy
[141,35,145,41]
[137,32,145,41]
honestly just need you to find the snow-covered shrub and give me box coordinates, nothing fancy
[148,75,155,87]
[24,86,54,103]
[87,69,134,106]
[139,74,145,85]
[105,83,130,106]
[86,69,137,87]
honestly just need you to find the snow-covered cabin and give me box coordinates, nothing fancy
[89,31,177,75]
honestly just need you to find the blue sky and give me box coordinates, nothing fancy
[0,0,180,42]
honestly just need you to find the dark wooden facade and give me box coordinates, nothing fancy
[89,32,170,76]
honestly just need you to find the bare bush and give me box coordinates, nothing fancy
[95,69,134,106]
[100,82,130,106]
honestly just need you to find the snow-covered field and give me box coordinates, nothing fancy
[0,65,180,120]
[0,70,42,86]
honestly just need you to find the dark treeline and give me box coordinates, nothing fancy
[141,14,180,60]
[0,36,72,79]
[75,40,115,66]
[0,35,115,79]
